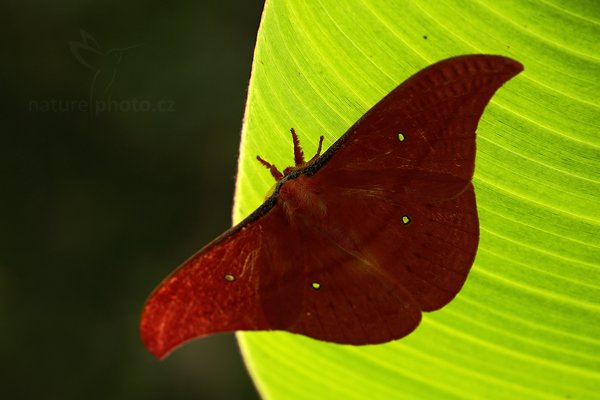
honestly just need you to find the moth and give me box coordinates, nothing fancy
[140,54,523,359]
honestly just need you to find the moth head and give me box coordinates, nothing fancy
[256,128,325,183]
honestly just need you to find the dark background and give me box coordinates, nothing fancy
[2,1,263,399]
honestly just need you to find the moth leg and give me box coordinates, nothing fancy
[256,155,283,181]
[290,128,306,166]
[307,136,324,164]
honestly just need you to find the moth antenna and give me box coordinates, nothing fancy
[308,135,324,163]
[290,128,305,166]
[256,155,284,181]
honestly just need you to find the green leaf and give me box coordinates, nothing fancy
[233,1,600,399]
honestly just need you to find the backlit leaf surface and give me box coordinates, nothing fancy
[234,1,600,399]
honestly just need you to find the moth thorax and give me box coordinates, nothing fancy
[278,175,326,221]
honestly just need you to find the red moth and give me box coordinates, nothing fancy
[141,54,523,359]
